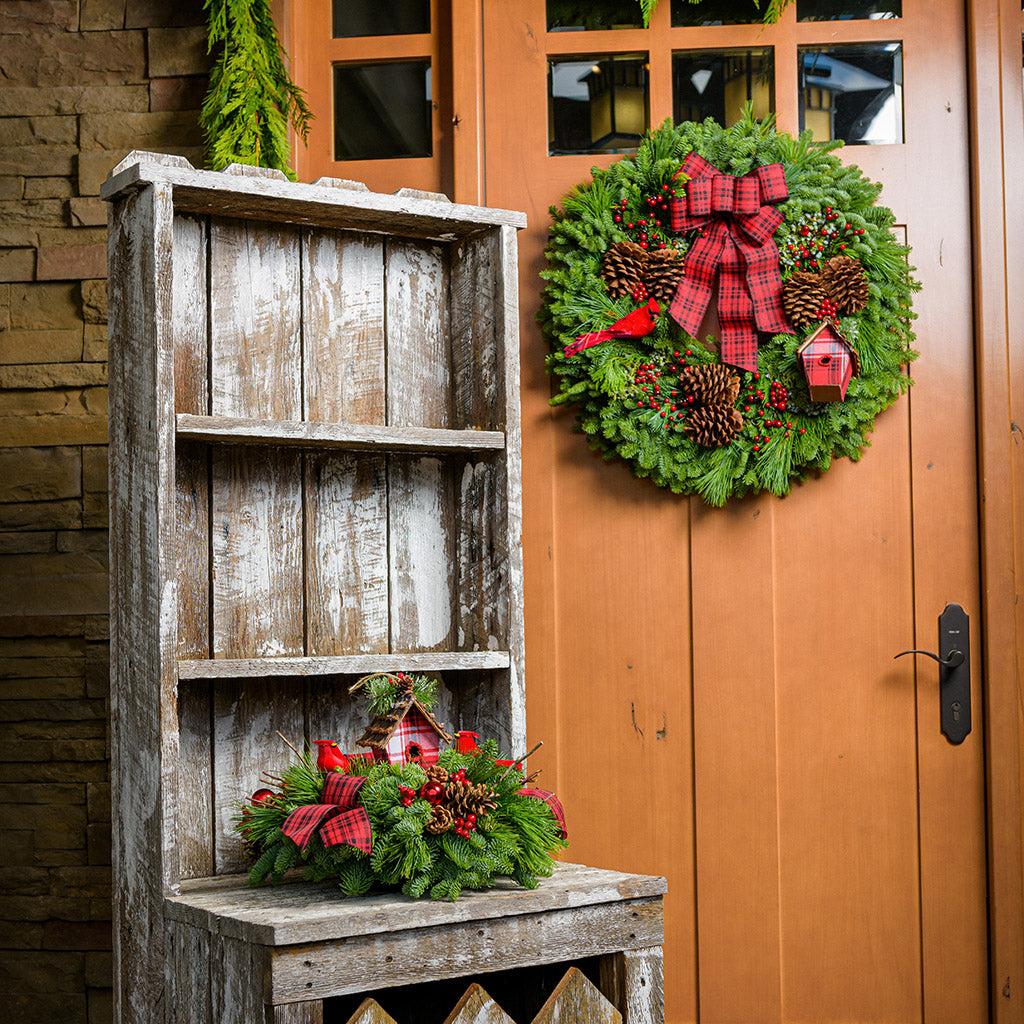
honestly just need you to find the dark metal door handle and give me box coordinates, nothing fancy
[892,603,971,744]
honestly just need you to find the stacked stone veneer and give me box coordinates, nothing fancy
[0,2,208,1021]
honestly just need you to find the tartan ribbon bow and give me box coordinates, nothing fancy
[668,152,792,372]
[281,773,372,855]
[520,787,568,839]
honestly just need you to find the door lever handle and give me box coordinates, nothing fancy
[893,648,965,668]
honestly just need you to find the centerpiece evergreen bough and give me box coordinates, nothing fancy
[540,112,918,506]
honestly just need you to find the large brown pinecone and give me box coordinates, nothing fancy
[783,269,830,328]
[424,805,453,835]
[423,765,449,786]
[684,405,745,447]
[819,255,869,314]
[681,364,741,407]
[643,249,685,306]
[446,781,497,819]
[601,240,647,300]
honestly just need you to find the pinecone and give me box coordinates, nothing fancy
[422,765,449,786]
[446,781,497,819]
[684,405,745,447]
[601,240,647,299]
[681,364,741,407]
[642,249,685,306]
[424,805,453,835]
[820,255,869,314]
[783,269,830,328]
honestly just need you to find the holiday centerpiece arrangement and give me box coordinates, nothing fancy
[237,673,567,902]
[540,111,918,506]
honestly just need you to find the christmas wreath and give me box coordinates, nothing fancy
[540,112,918,506]
[236,674,567,902]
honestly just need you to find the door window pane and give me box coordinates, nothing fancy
[798,43,903,144]
[797,0,900,19]
[547,0,643,31]
[549,54,648,155]
[332,0,430,38]
[671,0,762,26]
[673,49,774,126]
[333,61,432,160]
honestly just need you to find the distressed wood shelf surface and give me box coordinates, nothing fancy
[165,861,667,946]
[175,414,506,453]
[177,650,512,680]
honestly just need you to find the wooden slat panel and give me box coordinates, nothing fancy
[177,680,213,879]
[531,968,621,1024]
[302,228,384,425]
[305,453,388,656]
[211,449,304,659]
[209,933,266,1024]
[271,1002,324,1024]
[175,446,210,661]
[450,232,502,430]
[173,214,208,416]
[169,920,211,1024]
[443,984,514,1024]
[598,948,665,1024]
[346,1000,397,1024]
[177,651,512,679]
[388,455,455,652]
[212,678,305,873]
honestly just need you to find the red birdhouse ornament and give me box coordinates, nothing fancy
[797,320,861,402]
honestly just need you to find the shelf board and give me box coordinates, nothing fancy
[177,651,512,680]
[175,414,505,453]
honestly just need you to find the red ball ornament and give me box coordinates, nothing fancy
[250,788,275,806]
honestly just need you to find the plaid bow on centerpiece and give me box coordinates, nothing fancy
[669,152,792,372]
[280,772,372,854]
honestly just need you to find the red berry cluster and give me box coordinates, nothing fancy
[742,373,805,452]
[612,185,677,251]
[453,813,477,838]
[817,298,838,321]
[633,350,693,430]
[782,208,867,271]
[398,784,417,807]
[631,283,650,303]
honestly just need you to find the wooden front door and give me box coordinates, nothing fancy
[289,1,989,1020]
[479,3,988,1023]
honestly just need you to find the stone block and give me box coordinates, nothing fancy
[9,281,80,329]
[87,823,111,865]
[0,115,78,147]
[0,447,82,502]
[0,146,76,177]
[0,1,79,34]
[0,29,146,88]
[0,248,35,282]
[0,499,82,531]
[8,992,87,1024]
[69,199,108,228]
[81,279,107,324]
[0,829,36,866]
[0,176,23,199]
[83,616,108,642]
[0,363,107,388]
[7,717,104,742]
[2,760,108,784]
[84,951,112,987]
[23,176,75,199]
[51,865,112,898]
[126,0,204,27]
[0,85,148,117]
[82,324,107,362]
[80,0,125,31]
[80,109,203,150]
[0,387,77,415]
[37,244,108,282]
[0,329,85,365]
[57,529,109,554]
[42,919,111,950]
[3,677,88,699]
[0,570,109,618]
[149,75,207,112]
[4,950,85,992]
[3,802,86,834]
[0,866,49,895]
[87,988,113,1024]
[0,413,109,448]
[3,893,92,922]
[147,25,210,78]
[82,446,107,493]
[0,531,55,555]
[0,198,64,231]
[37,226,107,250]
[87,782,110,822]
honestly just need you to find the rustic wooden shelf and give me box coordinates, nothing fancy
[177,651,512,680]
[175,414,506,453]
[165,862,667,1013]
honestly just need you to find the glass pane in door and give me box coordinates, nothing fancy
[547,0,643,31]
[331,0,430,37]
[671,0,762,25]
[673,49,774,126]
[797,0,900,19]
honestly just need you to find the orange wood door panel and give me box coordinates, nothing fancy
[480,2,987,1023]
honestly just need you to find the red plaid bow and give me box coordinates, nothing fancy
[281,773,372,855]
[520,787,568,839]
[669,152,792,372]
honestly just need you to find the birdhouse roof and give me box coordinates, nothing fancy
[797,320,861,377]
[355,692,453,751]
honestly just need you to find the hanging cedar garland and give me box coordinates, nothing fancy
[539,112,918,506]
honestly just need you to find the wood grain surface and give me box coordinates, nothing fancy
[443,984,514,1024]
[532,968,621,1024]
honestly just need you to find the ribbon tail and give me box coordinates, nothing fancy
[281,804,343,854]
[735,234,791,336]
[668,223,727,337]
[319,806,373,855]
[716,236,760,373]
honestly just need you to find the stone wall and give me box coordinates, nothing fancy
[0,2,208,1021]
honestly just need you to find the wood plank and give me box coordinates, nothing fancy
[175,415,505,453]
[388,455,456,652]
[101,156,528,237]
[165,862,667,945]
[177,680,213,879]
[598,948,664,1024]
[302,227,384,425]
[209,933,265,1024]
[345,999,397,1024]
[172,213,208,416]
[212,678,306,874]
[175,445,209,660]
[108,180,179,1024]
[531,968,621,1024]
[178,650,511,679]
[271,1001,324,1024]
[443,984,514,1024]
[304,453,388,656]
[211,448,304,659]
[169,920,211,1024]
[268,899,664,1003]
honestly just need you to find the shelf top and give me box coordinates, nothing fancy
[165,861,667,947]
[101,153,527,241]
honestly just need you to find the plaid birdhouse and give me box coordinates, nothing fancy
[355,690,453,766]
[797,320,861,402]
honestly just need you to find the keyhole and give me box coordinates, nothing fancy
[951,701,962,721]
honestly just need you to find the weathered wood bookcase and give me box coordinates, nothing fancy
[103,154,664,1024]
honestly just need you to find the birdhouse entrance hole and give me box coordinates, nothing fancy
[819,355,832,365]
[407,742,424,761]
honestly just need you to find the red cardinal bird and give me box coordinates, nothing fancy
[564,298,660,357]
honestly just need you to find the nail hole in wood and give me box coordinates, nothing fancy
[386,955,393,963]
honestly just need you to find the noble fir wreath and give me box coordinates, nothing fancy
[539,112,918,506]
